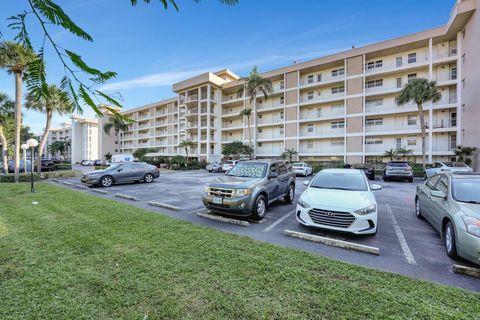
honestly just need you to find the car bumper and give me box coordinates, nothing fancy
[153,172,160,179]
[80,176,100,185]
[293,169,307,175]
[457,230,480,265]
[202,193,254,217]
[296,205,377,235]
[384,172,413,178]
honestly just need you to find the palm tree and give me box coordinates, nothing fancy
[281,148,298,163]
[103,116,130,153]
[396,146,414,160]
[26,84,73,173]
[238,66,273,157]
[383,149,397,161]
[0,41,37,182]
[396,78,441,170]
[454,145,477,165]
[179,139,195,169]
[0,92,14,175]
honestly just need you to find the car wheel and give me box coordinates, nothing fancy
[445,221,459,260]
[408,177,413,183]
[424,172,428,180]
[100,176,113,187]
[144,173,154,183]
[250,194,267,221]
[284,184,295,204]
[415,197,424,219]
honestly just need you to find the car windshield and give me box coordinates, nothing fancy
[226,162,267,178]
[452,178,480,203]
[310,171,368,191]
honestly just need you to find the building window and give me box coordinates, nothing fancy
[366,98,383,107]
[450,67,457,80]
[408,53,417,64]
[307,124,314,133]
[307,91,314,100]
[279,126,284,135]
[307,75,314,84]
[317,74,322,82]
[366,60,383,70]
[258,128,262,133]
[280,96,284,104]
[331,68,345,77]
[396,77,403,88]
[365,118,383,126]
[330,139,344,146]
[407,73,417,83]
[396,57,403,67]
[462,78,465,88]
[280,81,285,89]
[407,115,417,125]
[365,138,382,145]
[307,142,314,149]
[462,53,465,64]
[331,121,345,129]
[407,137,417,146]
[280,111,284,120]
[331,86,345,94]
[366,79,383,88]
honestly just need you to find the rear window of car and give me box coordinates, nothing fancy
[292,163,304,167]
[225,161,234,164]
[388,162,409,167]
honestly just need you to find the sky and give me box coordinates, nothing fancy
[0,0,455,134]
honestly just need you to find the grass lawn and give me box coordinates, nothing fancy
[0,184,479,319]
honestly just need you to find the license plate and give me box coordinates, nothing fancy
[212,196,223,204]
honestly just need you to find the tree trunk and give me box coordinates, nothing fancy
[37,110,52,174]
[14,72,22,183]
[0,126,8,176]
[418,104,427,171]
[252,98,256,159]
[185,148,188,169]
[247,115,252,151]
[116,129,120,154]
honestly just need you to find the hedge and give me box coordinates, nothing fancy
[41,170,80,179]
[0,173,41,183]
[54,164,72,170]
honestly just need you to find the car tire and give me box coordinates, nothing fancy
[415,197,424,219]
[445,221,459,260]
[408,177,413,183]
[144,173,154,183]
[369,173,375,180]
[100,176,114,187]
[284,184,295,204]
[424,172,428,180]
[250,194,267,221]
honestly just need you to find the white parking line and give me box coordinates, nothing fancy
[263,210,294,232]
[379,177,384,183]
[386,204,416,265]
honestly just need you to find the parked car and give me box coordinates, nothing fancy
[352,163,375,180]
[36,159,55,172]
[206,162,222,173]
[50,157,61,164]
[93,159,105,166]
[202,160,296,220]
[424,161,473,179]
[7,160,32,173]
[296,169,381,235]
[383,161,413,182]
[291,162,313,177]
[415,172,480,265]
[81,160,95,166]
[221,160,238,172]
[81,162,160,187]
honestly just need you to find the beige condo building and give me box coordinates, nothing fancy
[104,0,479,164]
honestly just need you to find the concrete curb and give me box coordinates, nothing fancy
[197,212,250,227]
[91,188,108,194]
[61,181,74,186]
[115,193,139,201]
[75,184,89,190]
[147,201,181,211]
[451,264,480,278]
[284,229,380,255]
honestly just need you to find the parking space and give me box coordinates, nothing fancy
[54,170,480,292]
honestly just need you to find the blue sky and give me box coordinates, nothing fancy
[0,0,455,133]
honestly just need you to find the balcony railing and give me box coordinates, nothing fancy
[299,145,344,154]
[257,116,284,124]
[222,93,244,102]
[257,133,284,140]
[365,124,421,133]
[138,114,150,120]
[365,54,429,74]
[299,74,345,86]
[257,147,283,155]
[299,108,344,119]
[222,122,244,129]
[300,93,345,104]
[299,127,344,137]
[187,94,198,102]
[433,48,457,60]
[256,100,284,110]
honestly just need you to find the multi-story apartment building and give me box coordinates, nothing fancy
[70,116,99,163]
[108,0,479,164]
[41,122,72,159]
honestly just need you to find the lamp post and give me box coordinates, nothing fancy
[26,138,38,193]
[21,144,28,174]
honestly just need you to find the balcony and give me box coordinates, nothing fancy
[156,110,167,116]
[299,107,344,120]
[186,108,198,116]
[300,93,345,104]
[433,48,457,60]
[299,74,345,87]
[222,122,244,129]
[137,124,150,130]
[138,133,150,139]
[257,116,284,125]
[155,121,167,126]
[365,123,421,133]
[299,145,344,154]
[187,94,198,102]
[138,113,150,120]
[299,127,344,137]
[257,132,284,140]
[222,135,243,142]
[256,100,284,110]
[257,146,283,155]
[365,102,417,114]
[365,54,429,75]
[222,93,244,102]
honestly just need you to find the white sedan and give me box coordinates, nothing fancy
[424,161,473,178]
[291,162,313,176]
[296,169,382,235]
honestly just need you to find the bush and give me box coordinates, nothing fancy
[304,161,345,174]
[55,163,72,170]
[42,170,80,179]
[0,173,41,183]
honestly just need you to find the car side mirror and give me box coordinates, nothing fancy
[430,190,447,199]
[303,180,310,186]
[268,172,278,179]
[371,184,382,191]
[117,168,123,172]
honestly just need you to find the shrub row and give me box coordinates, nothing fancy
[42,170,80,179]
[54,164,72,170]
[0,173,41,183]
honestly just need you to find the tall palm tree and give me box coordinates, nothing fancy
[281,148,298,163]
[396,78,441,171]
[179,139,195,169]
[0,92,15,175]
[383,149,397,161]
[0,41,37,182]
[238,66,272,157]
[103,116,130,153]
[26,84,73,173]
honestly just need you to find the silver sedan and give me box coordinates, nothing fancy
[81,162,160,187]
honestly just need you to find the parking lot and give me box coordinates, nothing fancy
[54,170,480,292]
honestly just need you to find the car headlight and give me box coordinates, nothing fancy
[462,216,480,237]
[297,197,310,209]
[204,185,210,193]
[234,188,251,197]
[354,204,377,215]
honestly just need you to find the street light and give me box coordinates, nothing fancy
[21,144,28,174]
[26,138,38,193]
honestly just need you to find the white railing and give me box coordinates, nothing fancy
[365,54,429,74]
[300,93,345,103]
[299,145,344,154]
[299,127,344,137]
[257,116,284,124]
[187,94,198,102]
[256,100,284,110]
[299,108,344,119]
[222,136,243,142]
[299,74,345,86]
[222,93,244,102]
[257,133,283,140]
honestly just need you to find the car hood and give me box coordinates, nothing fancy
[208,176,262,188]
[84,169,109,176]
[301,188,375,211]
[457,202,480,217]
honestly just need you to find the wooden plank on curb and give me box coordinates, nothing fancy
[451,264,480,278]
[115,193,139,201]
[197,212,250,227]
[284,229,380,255]
[91,188,108,194]
[147,201,181,211]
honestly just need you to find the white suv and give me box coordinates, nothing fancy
[222,160,238,172]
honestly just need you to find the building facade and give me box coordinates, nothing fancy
[109,0,478,164]
[70,116,99,163]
